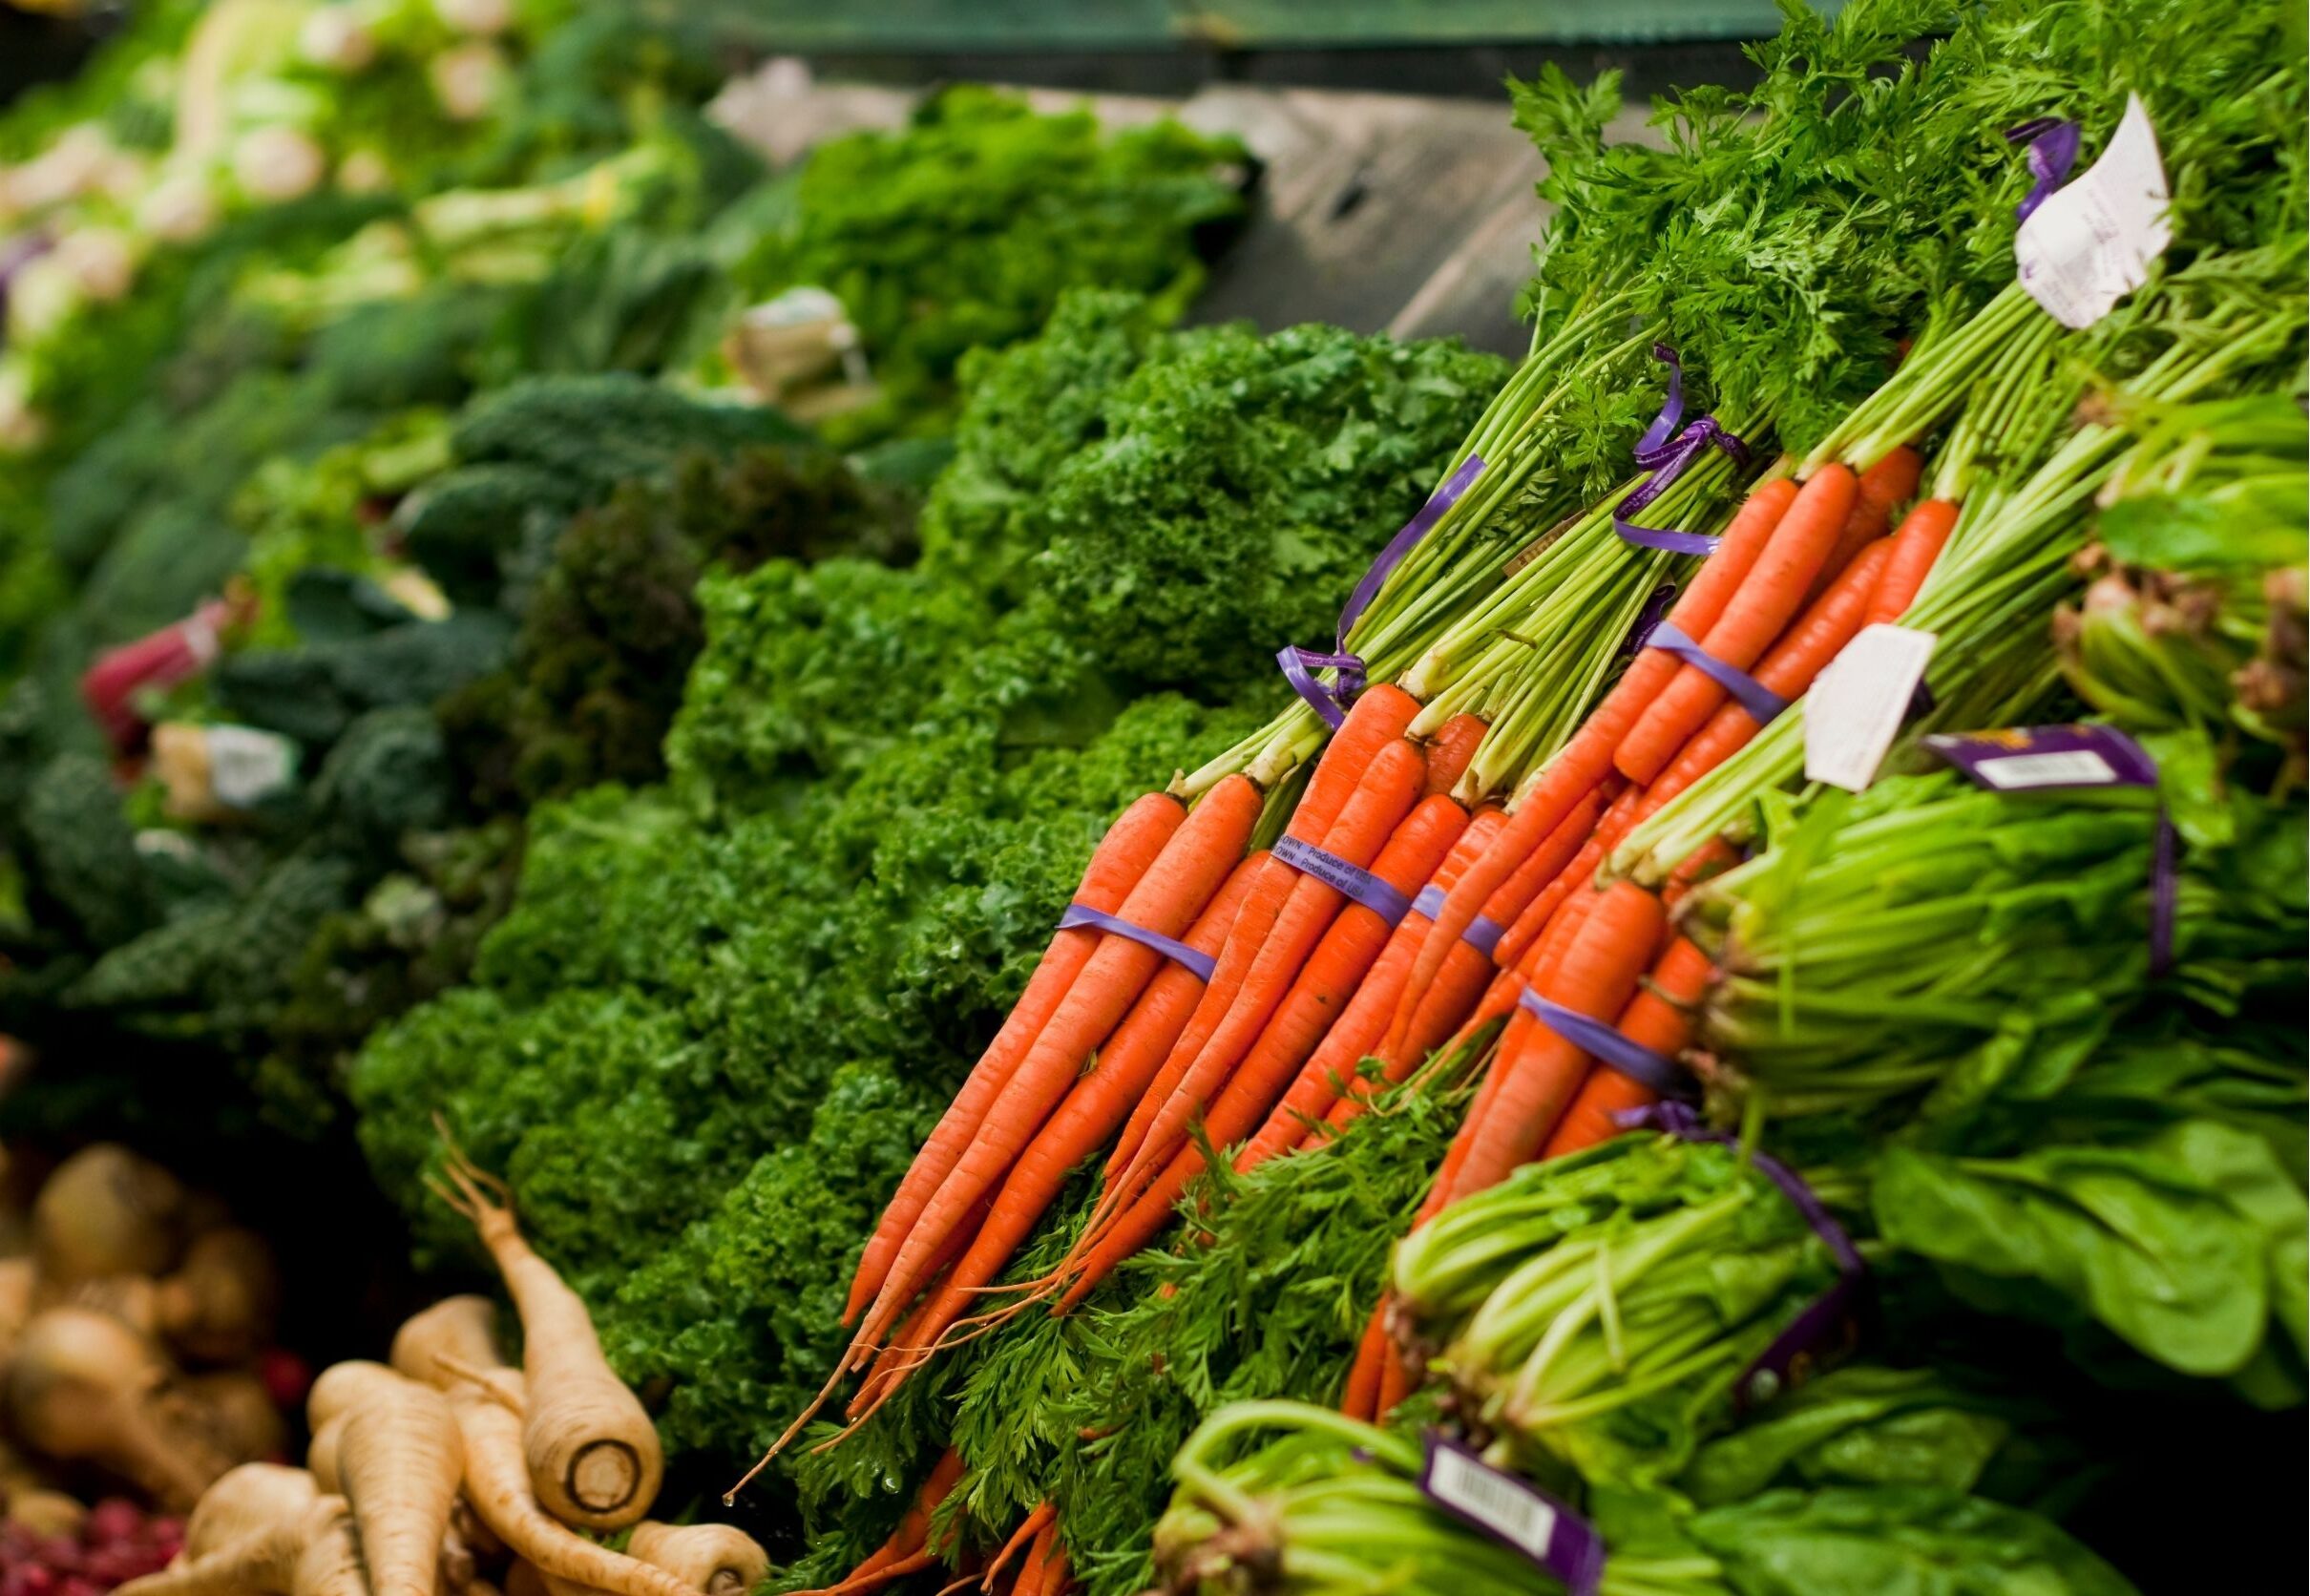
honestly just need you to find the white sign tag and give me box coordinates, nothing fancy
[205,724,298,807]
[2014,94,2172,329]
[1423,1442,1561,1564]
[1804,624,1938,792]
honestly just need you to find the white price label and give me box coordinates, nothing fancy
[1804,624,1938,792]
[1424,1444,1561,1564]
[204,724,297,807]
[1971,749,2121,789]
[2014,94,2172,329]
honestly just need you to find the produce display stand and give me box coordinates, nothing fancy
[0,5,2301,1596]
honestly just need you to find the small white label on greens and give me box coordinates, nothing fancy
[1973,748,2120,788]
[205,724,297,807]
[2014,94,2172,329]
[1424,1444,1561,1564]
[1804,624,1938,792]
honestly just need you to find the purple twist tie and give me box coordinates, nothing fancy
[1272,836,1413,927]
[1614,346,1752,555]
[1519,991,1695,1100]
[1279,453,1487,726]
[1923,724,2174,976]
[1640,620,1790,724]
[1418,1434,1606,1596]
[1615,1100,1866,1411]
[1057,903,1217,984]
[2005,117,2082,223]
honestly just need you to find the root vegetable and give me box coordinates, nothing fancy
[158,1228,281,1365]
[116,1495,353,1596]
[7,1308,229,1510]
[43,1272,161,1337]
[184,1463,319,1556]
[306,1415,345,1491]
[627,1524,768,1596]
[391,1297,521,1409]
[431,1147,661,1529]
[178,1370,290,1464]
[7,1488,85,1537]
[34,1145,185,1284]
[0,1256,34,1354]
[449,1387,691,1596]
[304,1362,463,1596]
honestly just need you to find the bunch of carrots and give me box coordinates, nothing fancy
[121,1140,767,1596]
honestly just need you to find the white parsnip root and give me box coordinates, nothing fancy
[430,1134,662,1530]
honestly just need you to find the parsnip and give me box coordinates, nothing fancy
[183,1463,319,1557]
[116,1497,362,1596]
[7,1307,228,1509]
[628,1523,769,1596]
[432,1144,661,1527]
[448,1383,691,1596]
[304,1362,464,1596]
[391,1296,523,1411]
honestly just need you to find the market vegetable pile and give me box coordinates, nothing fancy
[1,0,2302,1594]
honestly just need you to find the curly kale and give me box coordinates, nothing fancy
[922,290,1508,699]
[738,86,1248,443]
[15,754,156,950]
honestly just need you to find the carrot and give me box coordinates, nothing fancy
[844,858,1260,1401]
[1115,689,1423,1186]
[1391,476,1799,1046]
[1541,935,1714,1156]
[813,1549,934,1596]
[1019,1522,1065,1596]
[1248,809,1508,1156]
[852,783,1265,1355]
[1867,496,1962,624]
[853,1447,964,1582]
[1490,781,1645,971]
[430,1140,662,1530]
[1419,713,1487,799]
[1441,881,1665,1201]
[448,1380,695,1596]
[1647,538,1895,813]
[1380,785,1606,1075]
[1812,446,1920,598]
[1338,1304,1389,1420]
[1056,797,1468,1306]
[1097,739,1426,1228]
[304,1362,463,1596]
[1615,464,1858,782]
[1374,1332,1414,1419]
[983,1504,1055,1593]
[847,791,1186,1326]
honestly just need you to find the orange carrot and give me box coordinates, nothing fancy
[1867,497,1962,624]
[1244,810,1506,1160]
[1646,538,1894,814]
[1374,1332,1414,1419]
[847,857,1258,1397]
[1107,689,1422,1186]
[1382,784,1606,1073]
[1339,1302,1391,1420]
[982,1504,1054,1594]
[1392,477,1800,1044]
[1813,446,1919,598]
[854,780,1264,1352]
[846,792,1185,1325]
[1615,464,1858,782]
[1056,797,1468,1306]
[1420,713,1487,799]
[1441,881,1665,1201]
[1541,935,1713,1157]
[1015,1519,1060,1596]
[1099,739,1426,1227]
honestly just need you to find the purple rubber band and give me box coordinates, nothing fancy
[1418,1434,1606,1596]
[1276,643,1365,729]
[1519,991,1695,1100]
[1278,454,1487,724]
[1412,884,1503,956]
[1058,903,1217,983]
[1615,1100,1867,1411]
[2005,117,2082,223]
[1642,620,1791,724]
[1272,836,1413,927]
[1615,348,1752,554]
